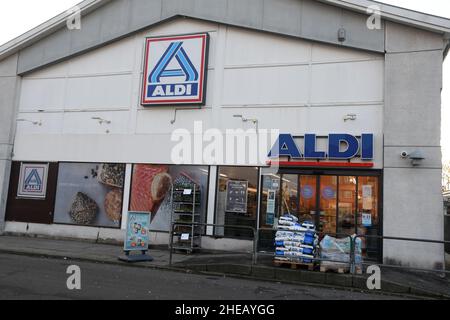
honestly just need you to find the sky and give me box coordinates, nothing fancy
[0,0,449,162]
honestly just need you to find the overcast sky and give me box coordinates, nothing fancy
[0,0,449,162]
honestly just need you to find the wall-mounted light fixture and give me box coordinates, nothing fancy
[233,114,259,129]
[343,114,357,122]
[16,118,42,126]
[170,107,202,125]
[91,117,111,125]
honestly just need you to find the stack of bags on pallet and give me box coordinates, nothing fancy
[319,235,362,271]
[274,214,319,264]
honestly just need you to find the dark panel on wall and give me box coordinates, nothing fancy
[5,162,58,224]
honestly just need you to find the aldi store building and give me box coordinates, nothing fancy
[0,0,449,270]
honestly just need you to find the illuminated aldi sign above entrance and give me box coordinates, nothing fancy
[268,133,374,168]
[141,33,209,106]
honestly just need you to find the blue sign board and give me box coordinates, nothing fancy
[141,33,209,106]
[301,185,314,199]
[268,133,374,161]
[322,186,336,199]
[17,163,48,199]
[124,212,151,252]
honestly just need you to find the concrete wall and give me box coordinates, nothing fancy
[8,18,385,248]
[13,18,385,168]
[16,0,385,74]
[383,22,445,269]
[1,2,448,271]
[4,221,252,250]
[0,54,19,232]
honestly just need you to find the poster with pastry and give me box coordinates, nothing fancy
[129,164,171,220]
[129,165,210,232]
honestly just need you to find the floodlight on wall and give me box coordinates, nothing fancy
[343,114,357,122]
[16,118,42,126]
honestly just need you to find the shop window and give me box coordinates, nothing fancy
[260,173,281,229]
[281,174,299,216]
[129,164,209,232]
[319,176,337,234]
[337,176,357,235]
[299,175,317,222]
[215,167,259,239]
[259,172,281,250]
[357,176,380,259]
[54,163,126,228]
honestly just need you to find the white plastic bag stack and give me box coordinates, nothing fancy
[274,214,319,264]
[319,235,362,270]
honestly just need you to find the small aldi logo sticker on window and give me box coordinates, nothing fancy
[141,33,209,106]
[17,163,49,199]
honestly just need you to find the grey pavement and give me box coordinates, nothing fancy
[0,252,407,300]
[0,235,448,299]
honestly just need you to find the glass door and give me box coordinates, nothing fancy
[337,176,357,236]
[357,176,380,259]
[299,175,318,223]
[281,174,299,216]
[259,171,381,260]
[319,176,337,234]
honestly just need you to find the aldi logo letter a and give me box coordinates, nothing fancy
[142,33,209,106]
[150,42,199,83]
[24,169,43,192]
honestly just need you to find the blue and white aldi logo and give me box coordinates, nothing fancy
[141,33,209,106]
[17,163,49,199]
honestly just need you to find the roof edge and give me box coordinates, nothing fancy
[0,0,111,61]
[1,0,450,63]
[321,0,450,35]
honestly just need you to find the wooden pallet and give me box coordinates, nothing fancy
[319,264,363,274]
[273,259,315,271]
[320,265,349,274]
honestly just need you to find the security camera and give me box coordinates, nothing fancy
[401,151,409,158]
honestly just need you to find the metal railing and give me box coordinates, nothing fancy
[168,222,450,276]
[351,234,450,275]
[169,222,257,266]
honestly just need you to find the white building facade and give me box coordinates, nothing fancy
[0,0,449,270]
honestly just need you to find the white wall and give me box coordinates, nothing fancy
[13,18,384,168]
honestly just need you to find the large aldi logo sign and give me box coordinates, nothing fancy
[141,33,209,106]
[267,133,375,168]
[17,163,49,199]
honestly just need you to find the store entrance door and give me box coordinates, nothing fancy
[284,175,338,235]
[260,171,381,260]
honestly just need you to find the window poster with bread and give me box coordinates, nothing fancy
[129,164,209,231]
[54,163,126,228]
